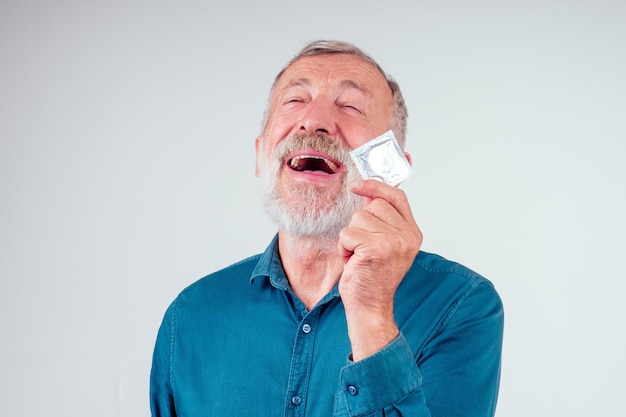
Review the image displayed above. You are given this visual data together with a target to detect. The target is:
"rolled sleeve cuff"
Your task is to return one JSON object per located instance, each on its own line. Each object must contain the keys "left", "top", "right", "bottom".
{"left": 336, "top": 333, "right": 422, "bottom": 416}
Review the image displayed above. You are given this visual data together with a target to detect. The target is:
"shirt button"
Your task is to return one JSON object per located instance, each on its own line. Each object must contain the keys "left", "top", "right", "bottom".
{"left": 302, "top": 323, "right": 312, "bottom": 334}
{"left": 347, "top": 385, "right": 359, "bottom": 396}
{"left": 291, "top": 395, "right": 302, "bottom": 406}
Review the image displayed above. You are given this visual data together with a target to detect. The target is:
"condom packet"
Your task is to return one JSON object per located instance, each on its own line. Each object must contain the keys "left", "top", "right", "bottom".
{"left": 349, "top": 130, "right": 414, "bottom": 186}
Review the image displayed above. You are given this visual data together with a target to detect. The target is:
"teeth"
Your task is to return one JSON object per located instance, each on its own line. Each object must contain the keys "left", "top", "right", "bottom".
{"left": 325, "top": 159, "right": 339, "bottom": 172}
{"left": 289, "top": 155, "right": 340, "bottom": 173}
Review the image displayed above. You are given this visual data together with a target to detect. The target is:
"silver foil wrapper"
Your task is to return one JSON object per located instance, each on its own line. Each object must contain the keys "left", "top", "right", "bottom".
{"left": 349, "top": 130, "right": 414, "bottom": 186}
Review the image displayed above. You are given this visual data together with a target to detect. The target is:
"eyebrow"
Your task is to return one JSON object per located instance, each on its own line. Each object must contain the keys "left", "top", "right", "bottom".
{"left": 283, "top": 77, "right": 312, "bottom": 90}
{"left": 339, "top": 79, "right": 369, "bottom": 94}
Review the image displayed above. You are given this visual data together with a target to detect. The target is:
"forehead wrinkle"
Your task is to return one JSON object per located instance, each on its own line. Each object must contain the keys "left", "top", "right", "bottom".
{"left": 283, "top": 76, "right": 369, "bottom": 96}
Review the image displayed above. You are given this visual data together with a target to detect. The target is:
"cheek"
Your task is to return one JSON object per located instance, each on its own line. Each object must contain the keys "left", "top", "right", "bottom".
{"left": 264, "top": 114, "right": 298, "bottom": 142}
{"left": 348, "top": 113, "right": 395, "bottom": 148}
{"left": 342, "top": 125, "right": 387, "bottom": 150}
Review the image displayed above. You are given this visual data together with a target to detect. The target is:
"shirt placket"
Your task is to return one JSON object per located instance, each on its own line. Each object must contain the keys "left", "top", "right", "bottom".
{"left": 283, "top": 304, "right": 322, "bottom": 417}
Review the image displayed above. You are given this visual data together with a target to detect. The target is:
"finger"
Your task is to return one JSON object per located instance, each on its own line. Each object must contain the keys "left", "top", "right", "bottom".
{"left": 337, "top": 225, "right": 375, "bottom": 259}
{"left": 350, "top": 180, "right": 416, "bottom": 227}
{"left": 358, "top": 198, "right": 406, "bottom": 231}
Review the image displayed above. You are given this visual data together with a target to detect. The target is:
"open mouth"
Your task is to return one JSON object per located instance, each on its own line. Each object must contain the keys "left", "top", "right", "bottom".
{"left": 288, "top": 155, "right": 340, "bottom": 174}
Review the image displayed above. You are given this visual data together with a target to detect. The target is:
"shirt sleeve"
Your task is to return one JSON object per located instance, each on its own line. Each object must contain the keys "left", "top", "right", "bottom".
{"left": 335, "top": 334, "right": 431, "bottom": 417}
{"left": 334, "top": 280, "right": 504, "bottom": 417}
{"left": 150, "top": 301, "right": 177, "bottom": 417}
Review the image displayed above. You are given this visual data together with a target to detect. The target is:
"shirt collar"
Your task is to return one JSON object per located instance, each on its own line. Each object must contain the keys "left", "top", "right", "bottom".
{"left": 250, "top": 234, "right": 290, "bottom": 290}
{"left": 249, "top": 234, "right": 342, "bottom": 303}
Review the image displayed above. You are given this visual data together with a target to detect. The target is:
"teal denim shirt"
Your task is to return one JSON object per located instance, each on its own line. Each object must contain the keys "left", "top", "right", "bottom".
{"left": 150, "top": 235, "right": 503, "bottom": 416}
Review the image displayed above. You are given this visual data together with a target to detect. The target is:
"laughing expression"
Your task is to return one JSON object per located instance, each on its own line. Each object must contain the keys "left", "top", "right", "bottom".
{"left": 255, "top": 53, "right": 395, "bottom": 237}
{"left": 257, "top": 53, "right": 394, "bottom": 184}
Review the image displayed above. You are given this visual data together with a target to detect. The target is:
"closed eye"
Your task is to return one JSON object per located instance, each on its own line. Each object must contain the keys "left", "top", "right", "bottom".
{"left": 340, "top": 104, "right": 362, "bottom": 114}
{"left": 284, "top": 97, "right": 309, "bottom": 105}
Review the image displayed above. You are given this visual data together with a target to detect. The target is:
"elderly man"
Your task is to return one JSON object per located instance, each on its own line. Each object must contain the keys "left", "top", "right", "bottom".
{"left": 150, "top": 40, "right": 504, "bottom": 417}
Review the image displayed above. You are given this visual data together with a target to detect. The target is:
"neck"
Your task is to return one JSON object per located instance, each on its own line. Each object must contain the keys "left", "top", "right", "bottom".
{"left": 278, "top": 231, "right": 344, "bottom": 310}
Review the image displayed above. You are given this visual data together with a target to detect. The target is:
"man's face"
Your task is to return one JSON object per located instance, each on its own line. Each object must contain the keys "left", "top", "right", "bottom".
{"left": 256, "top": 54, "right": 395, "bottom": 239}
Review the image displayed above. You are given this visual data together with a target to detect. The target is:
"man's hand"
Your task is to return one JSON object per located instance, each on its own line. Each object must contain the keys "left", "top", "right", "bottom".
{"left": 338, "top": 179, "right": 423, "bottom": 361}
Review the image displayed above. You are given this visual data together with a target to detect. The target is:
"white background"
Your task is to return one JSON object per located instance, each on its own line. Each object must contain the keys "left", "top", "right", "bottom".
{"left": 1, "top": 1, "right": 625, "bottom": 416}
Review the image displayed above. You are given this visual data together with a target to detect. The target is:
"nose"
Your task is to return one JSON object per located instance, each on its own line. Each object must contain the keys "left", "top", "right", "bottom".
{"left": 298, "top": 98, "right": 336, "bottom": 136}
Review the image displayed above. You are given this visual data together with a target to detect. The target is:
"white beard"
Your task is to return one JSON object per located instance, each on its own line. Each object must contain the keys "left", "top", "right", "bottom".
{"left": 259, "top": 134, "right": 363, "bottom": 240}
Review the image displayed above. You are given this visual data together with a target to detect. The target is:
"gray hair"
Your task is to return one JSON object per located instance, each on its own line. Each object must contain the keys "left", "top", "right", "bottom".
{"left": 260, "top": 40, "right": 409, "bottom": 147}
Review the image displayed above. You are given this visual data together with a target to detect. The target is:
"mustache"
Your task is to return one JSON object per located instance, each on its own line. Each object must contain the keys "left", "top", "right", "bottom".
{"left": 274, "top": 133, "right": 354, "bottom": 167}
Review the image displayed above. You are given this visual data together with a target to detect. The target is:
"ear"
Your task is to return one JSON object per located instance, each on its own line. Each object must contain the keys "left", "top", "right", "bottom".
{"left": 403, "top": 150, "right": 413, "bottom": 166}
{"left": 255, "top": 136, "right": 262, "bottom": 177}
